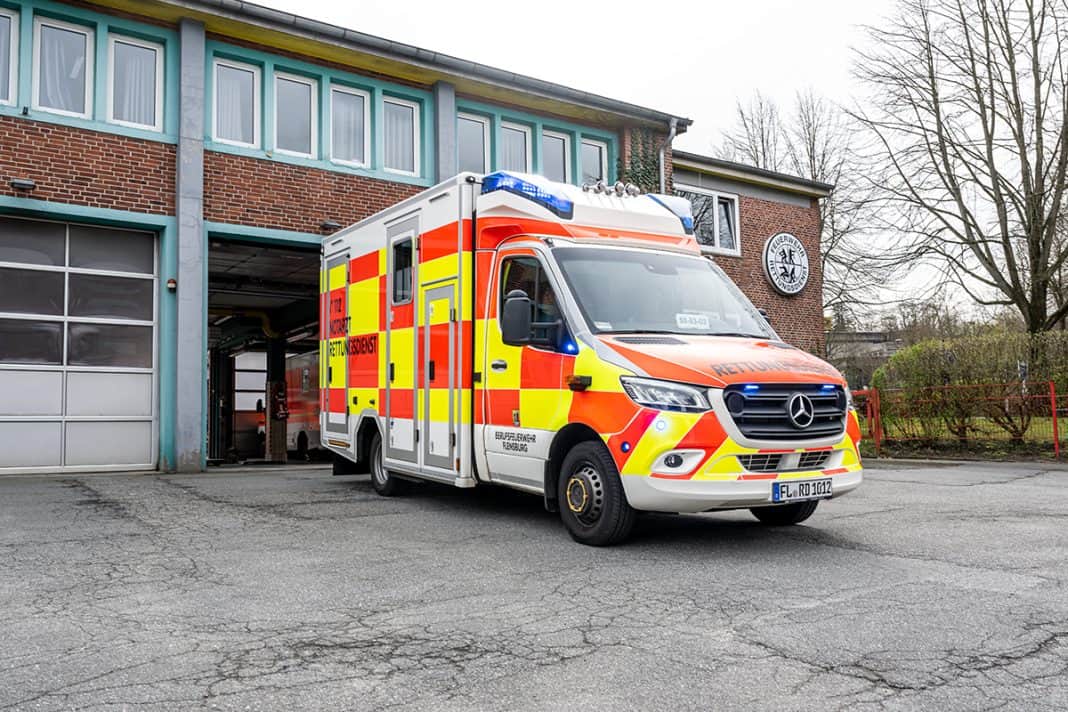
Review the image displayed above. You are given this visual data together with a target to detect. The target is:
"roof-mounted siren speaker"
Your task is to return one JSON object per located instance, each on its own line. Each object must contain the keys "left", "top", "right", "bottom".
{"left": 481, "top": 171, "right": 575, "bottom": 219}
{"left": 647, "top": 194, "right": 695, "bottom": 235}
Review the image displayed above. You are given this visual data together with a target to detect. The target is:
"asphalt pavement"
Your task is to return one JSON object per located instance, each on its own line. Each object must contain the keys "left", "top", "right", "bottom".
{"left": 1, "top": 460, "right": 1066, "bottom": 711}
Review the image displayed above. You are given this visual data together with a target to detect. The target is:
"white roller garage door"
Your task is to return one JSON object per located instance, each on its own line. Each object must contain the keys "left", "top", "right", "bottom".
{"left": 0, "top": 216, "right": 158, "bottom": 474}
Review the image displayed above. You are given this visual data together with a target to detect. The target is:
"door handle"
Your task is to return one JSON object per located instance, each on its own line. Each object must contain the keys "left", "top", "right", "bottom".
{"left": 428, "top": 360, "right": 436, "bottom": 382}
{"left": 490, "top": 359, "right": 508, "bottom": 371}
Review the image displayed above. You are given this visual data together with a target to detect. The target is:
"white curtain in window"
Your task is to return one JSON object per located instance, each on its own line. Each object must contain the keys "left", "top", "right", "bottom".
{"left": 276, "top": 77, "right": 312, "bottom": 154}
{"left": 384, "top": 101, "right": 415, "bottom": 172}
{"left": 500, "top": 126, "right": 527, "bottom": 172}
{"left": 457, "top": 116, "right": 486, "bottom": 173}
{"left": 40, "top": 24, "right": 87, "bottom": 114}
{"left": 332, "top": 89, "right": 365, "bottom": 163}
{"left": 542, "top": 134, "right": 567, "bottom": 182}
{"left": 113, "top": 41, "right": 156, "bottom": 127}
{"left": 581, "top": 142, "right": 604, "bottom": 183}
{"left": 216, "top": 64, "right": 254, "bottom": 144}
{"left": 0, "top": 16, "right": 11, "bottom": 102}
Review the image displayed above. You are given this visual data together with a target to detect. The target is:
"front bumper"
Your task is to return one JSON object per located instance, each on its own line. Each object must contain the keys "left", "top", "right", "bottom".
{"left": 621, "top": 467, "right": 863, "bottom": 513}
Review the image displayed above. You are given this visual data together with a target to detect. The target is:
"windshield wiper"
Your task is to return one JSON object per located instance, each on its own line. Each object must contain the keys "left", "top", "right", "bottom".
{"left": 602, "top": 329, "right": 683, "bottom": 335}
{"left": 711, "top": 332, "right": 766, "bottom": 338}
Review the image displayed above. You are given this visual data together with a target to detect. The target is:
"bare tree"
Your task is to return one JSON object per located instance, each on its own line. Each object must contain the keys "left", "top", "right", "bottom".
{"left": 719, "top": 91, "right": 886, "bottom": 322}
{"left": 853, "top": 0, "right": 1068, "bottom": 333}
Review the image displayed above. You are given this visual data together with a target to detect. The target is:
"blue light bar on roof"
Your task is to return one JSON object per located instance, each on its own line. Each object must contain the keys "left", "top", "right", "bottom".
{"left": 647, "top": 193, "right": 695, "bottom": 235}
{"left": 481, "top": 171, "right": 574, "bottom": 219}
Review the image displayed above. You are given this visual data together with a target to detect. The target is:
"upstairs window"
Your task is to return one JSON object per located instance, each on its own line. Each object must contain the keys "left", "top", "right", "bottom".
{"left": 274, "top": 72, "right": 316, "bottom": 157}
{"left": 457, "top": 112, "right": 489, "bottom": 174}
{"left": 500, "top": 122, "right": 531, "bottom": 173}
{"left": 383, "top": 97, "right": 419, "bottom": 175}
{"left": 331, "top": 85, "right": 369, "bottom": 166}
{"left": 108, "top": 35, "right": 163, "bottom": 131}
{"left": 581, "top": 139, "right": 608, "bottom": 184}
{"left": 213, "top": 58, "right": 260, "bottom": 148}
{"left": 541, "top": 130, "right": 570, "bottom": 183}
{"left": 675, "top": 185, "right": 740, "bottom": 255}
{"left": 33, "top": 18, "right": 94, "bottom": 119}
{"left": 0, "top": 8, "right": 17, "bottom": 106}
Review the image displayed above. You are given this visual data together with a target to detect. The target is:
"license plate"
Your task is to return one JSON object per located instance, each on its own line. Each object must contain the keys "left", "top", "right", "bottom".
{"left": 772, "top": 478, "right": 833, "bottom": 503}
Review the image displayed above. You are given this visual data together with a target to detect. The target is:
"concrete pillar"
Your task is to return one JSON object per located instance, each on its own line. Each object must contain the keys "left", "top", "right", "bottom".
{"left": 434, "top": 81, "right": 457, "bottom": 182}
{"left": 175, "top": 19, "right": 206, "bottom": 472}
{"left": 265, "top": 338, "right": 288, "bottom": 463}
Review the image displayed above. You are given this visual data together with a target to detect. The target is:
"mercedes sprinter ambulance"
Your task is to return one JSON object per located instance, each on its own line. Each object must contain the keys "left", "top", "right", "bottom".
{"left": 321, "top": 172, "right": 863, "bottom": 545}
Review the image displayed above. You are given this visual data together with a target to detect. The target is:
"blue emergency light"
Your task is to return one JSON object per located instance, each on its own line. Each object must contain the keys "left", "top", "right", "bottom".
{"left": 647, "top": 194, "right": 695, "bottom": 234}
{"left": 481, "top": 171, "right": 574, "bottom": 219}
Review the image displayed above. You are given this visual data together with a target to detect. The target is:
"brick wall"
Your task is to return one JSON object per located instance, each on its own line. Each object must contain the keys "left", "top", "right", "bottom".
{"left": 0, "top": 115, "right": 175, "bottom": 215}
{"left": 713, "top": 195, "right": 825, "bottom": 355}
{"left": 203, "top": 151, "right": 422, "bottom": 234}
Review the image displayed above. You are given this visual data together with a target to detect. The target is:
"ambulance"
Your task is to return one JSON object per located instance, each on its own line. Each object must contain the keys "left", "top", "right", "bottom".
{"left": 320, "top": 171, "right": 863, "bottom": 546}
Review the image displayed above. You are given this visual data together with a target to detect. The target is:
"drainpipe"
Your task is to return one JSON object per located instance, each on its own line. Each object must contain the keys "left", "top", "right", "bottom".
{"left": 658, "top": 117, "right": 679, "bottom": 194}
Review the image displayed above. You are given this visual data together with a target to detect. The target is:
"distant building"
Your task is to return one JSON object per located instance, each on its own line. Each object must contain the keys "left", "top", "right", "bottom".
{"left": 826, "top": 331, "right": 905, "bottom": 388}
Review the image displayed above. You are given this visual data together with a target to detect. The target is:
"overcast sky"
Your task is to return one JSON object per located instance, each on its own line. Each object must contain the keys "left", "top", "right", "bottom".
{"left": 253, "top": 0, "right": 896, "bottom": 154}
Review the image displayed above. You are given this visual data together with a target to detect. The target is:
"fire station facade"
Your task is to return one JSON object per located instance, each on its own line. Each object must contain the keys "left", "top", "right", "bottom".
{"left": 0, "top": 0, "right": 830, "bottom": 474}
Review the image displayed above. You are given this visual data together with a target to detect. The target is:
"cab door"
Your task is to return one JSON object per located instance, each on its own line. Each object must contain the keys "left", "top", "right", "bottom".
{"left": 482, "top": 247, "right": 574, "bottom": 489}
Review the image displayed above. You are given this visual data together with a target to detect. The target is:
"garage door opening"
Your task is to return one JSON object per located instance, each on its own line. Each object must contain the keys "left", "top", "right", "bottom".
{"left": 0, "top": 216, "right": 159, "bottom": 474}
{"left": 207, "top": 239, "right": 321, "bottom": 465}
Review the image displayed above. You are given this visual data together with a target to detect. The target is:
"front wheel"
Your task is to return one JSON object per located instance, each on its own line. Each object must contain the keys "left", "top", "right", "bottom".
{"left": 369, "top": 431, "right": 406, "bottom": 496}
{"left": 557, "top": 441, "right": 636, "bottom": 546}
{"left": 750, "top": 500, "right": 819, "bottom": 525}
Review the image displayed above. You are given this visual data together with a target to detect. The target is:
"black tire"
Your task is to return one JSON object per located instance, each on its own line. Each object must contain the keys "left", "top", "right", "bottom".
{"left": 557, "top": 441, "right": 636, "bottom": 546}
{"left": 368, "top": 431, "right": 405, "bottom": 496}
{"left": 750, "top": 500, "right": 819, "bottom": 525}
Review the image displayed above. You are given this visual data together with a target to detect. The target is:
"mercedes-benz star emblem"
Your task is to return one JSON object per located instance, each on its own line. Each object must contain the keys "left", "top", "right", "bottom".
{"left": 787, "top": 393, "right": 815, "bottom": 429}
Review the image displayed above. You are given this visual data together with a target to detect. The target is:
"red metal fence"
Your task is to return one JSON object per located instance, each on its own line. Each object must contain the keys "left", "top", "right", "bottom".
{"left": 854, "top": 382, "right": 1062, "bottom": 458}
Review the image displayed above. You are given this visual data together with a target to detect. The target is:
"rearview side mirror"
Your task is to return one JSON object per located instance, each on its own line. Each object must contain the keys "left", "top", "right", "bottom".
{"left": 501, "top": 289, "right": 532, "bottom": 346}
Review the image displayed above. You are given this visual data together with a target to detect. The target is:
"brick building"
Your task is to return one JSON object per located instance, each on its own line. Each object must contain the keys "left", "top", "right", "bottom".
{"left": 671, "top": 151, "right": 832, "bottom": 353}
{"left": 0, "top": 0, "right": 828, "bottom": 475}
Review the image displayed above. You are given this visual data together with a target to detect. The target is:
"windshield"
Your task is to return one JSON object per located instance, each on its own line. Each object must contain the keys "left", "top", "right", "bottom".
{"left": 553, "top": 247, "right": 775, "bottom": 338}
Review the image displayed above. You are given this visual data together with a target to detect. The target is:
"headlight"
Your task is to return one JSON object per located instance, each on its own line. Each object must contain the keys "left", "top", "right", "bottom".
{"left": 620, "top": 377, "right": 711, "bottom": 413}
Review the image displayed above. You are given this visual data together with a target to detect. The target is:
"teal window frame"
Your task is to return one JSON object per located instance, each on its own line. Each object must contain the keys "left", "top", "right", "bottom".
{"left": 204, "top": 39, "right": 435, "bottom": 187}
{"left": 455, "top": 98, "right": 617, "bottom": 185}
{"left": 0, "top": 0, "right": 178, "bottom": 143}
{"left": 0, "top": 5, "right": 19, "bottom": 107}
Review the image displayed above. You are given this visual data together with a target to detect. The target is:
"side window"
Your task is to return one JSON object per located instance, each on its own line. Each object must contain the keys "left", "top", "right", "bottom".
{"left": 500, "top": 256, "right": 560, "bottom": 342}
{"left": 392, "top": 238, "right": 413, "bottom": 304}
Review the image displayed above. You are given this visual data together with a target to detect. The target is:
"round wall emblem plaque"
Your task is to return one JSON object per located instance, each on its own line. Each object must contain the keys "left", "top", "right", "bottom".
{"left": 762, "top": 232, "right": 809, "bottom": 296}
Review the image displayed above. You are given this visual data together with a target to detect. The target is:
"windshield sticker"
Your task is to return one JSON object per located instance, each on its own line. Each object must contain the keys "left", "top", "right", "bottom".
{"left": 594, "top": 321, "right": 613, "bottom": 330}
{"left": 676, "top": 313, "right": 711, "bottom": 330}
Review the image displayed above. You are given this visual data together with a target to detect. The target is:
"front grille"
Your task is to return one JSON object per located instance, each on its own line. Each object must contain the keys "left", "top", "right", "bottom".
{"left": 798, "top": 451, "right": 831, "bottom": 469}
{"left": 723, "top": 384, "right": 847, "bottom": 441}
{"left": 738, "top": 454, "right": 783, "bottom": 472}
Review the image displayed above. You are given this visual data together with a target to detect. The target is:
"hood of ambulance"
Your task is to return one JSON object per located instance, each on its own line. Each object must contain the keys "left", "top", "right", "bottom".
{"left": 598, "top": 334, "right": 846, "bottom": 388}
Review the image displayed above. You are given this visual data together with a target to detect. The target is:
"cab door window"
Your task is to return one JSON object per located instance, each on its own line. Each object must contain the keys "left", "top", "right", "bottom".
{"left": 500, "top": 256, "right": 561, "bottom": 344}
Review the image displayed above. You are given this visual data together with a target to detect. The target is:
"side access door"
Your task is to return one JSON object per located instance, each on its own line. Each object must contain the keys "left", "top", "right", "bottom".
{"left": 384, "top": 217, "right": 419, "bottom": 465}
{"left": 323, "top": 252, "right": 350, "bottom": 442}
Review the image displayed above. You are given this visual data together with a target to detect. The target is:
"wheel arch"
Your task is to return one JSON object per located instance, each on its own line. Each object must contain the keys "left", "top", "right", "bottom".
{"left": 543, "top": 422, "right": 602, "bottom": 513}
{"left": 352, "top": 414, "right": 382, "bottom": 475}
